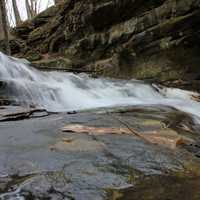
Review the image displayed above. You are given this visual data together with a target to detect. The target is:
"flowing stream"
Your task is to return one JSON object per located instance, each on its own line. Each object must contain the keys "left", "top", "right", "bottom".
{"left": 1, "top": 52, "right": 200, "bottom": 200}
{"left": 1, "top": 52, "right": 200, "bottom": 120}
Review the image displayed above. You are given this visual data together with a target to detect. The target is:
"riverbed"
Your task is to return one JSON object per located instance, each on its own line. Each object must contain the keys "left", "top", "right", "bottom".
{"left": 1, "top": 52, "right": 200, "bottom": 199}
{"left": 0, "top": 105, "right": 200, "bottom": 200}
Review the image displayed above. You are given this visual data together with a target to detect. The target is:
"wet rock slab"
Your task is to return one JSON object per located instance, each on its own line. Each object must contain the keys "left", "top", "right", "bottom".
{"left": 0, "top": 105, "right": 200, "bottom": 199}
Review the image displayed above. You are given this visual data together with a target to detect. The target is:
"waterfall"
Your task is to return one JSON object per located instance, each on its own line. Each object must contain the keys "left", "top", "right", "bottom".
{"left": 1, "top": 52, "right": 200, "bottom": 119}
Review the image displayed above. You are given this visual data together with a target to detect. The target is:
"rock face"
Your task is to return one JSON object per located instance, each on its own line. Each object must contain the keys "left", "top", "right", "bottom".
{"left": 9, "top": 0, "right": 200, "bottom": 89}
{"left": 1, "top": 105, "right": 200, "bottom": 199}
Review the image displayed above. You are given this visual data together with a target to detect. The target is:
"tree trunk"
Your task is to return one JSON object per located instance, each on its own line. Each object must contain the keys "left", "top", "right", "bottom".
{"left": 0, "top": 2, "right": 4, "bottom": 40}
{"left": 25, "top": 0, "right": 31, "bottom": 19}
{"left": 0, "top": 0, "right": 10, "bottom": 55}
{"left": 12, "top": 0, "right": 21, "bottom": 26}
{"left": 30, "top": 0, "right": 37, "bottom": 16}
{"left": 25, "top": 0, "right": 32, "bottom": 19}
{"left": 25, "top": 0, "right": 37, "bottom": 19}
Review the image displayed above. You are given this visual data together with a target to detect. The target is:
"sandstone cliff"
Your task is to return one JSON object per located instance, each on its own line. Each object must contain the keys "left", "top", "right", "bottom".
{"left": 6, "top": 0, "right": 200, "bottom": 90}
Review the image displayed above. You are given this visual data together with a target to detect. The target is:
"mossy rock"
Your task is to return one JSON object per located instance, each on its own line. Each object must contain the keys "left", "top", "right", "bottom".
{"left": 32, "top": 57, "right": 73, "bottom": 70}
{"left": 25, "top": 51, "right": 42, "bottom": 61}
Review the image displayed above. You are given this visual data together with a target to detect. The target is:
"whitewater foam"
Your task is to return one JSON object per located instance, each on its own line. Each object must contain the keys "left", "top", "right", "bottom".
{"left": 1, "top": 52, "right": 200, "bottom": 121}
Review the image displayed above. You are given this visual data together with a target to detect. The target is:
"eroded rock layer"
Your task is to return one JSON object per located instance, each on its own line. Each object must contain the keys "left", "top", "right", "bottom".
{"left": 5, "top": 0, "right": 200, "bottom": 89}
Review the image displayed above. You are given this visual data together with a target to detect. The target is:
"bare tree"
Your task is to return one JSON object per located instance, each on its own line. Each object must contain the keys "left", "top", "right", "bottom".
{"left": 0, "top": 2, "right": 4, "bottom": 39}
{"left": 25, "top": 0, "right": 32, "bottom": 19}
{"left": 30, "top": 0, "right": 37, "bottom": 16}
{"left": 12, "top": 0, "right": 21, "bottom": 26}
{"left": 25, "top": 0, "right": 41, "bottom": 20}
{"left": 0, "top": 0, "right": 10, "bottom": 54}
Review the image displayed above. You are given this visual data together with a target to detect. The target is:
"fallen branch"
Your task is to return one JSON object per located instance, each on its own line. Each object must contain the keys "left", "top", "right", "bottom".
{"left": 108, "top": 114, "right": 149, "bottom": 143}
{"left": 106, "top": 112, "right": 192, "bottom": 149}
{"left": 0, "top": 108, "right": 56, "bottom": 121}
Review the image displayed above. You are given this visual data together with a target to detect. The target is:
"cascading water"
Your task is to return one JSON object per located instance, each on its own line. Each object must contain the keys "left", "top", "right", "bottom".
{"left": 1, "top": 52, "right": 200, "bottom": 119}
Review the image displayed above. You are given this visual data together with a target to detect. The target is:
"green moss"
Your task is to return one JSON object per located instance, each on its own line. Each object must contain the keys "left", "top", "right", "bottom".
{"left": 32, "top": 57, "right": 72, "bottom": 70}
{"left": 28, "top": 16, "right": 61, "bottom": 43}
{"left": 25, "top": 51, "right": 42, "bottom": 61}
{"left": 133, "top": 65, "right": 162, "bottom": 79}
{"left": 160, "top": 37, "right": 172, "bottom": 50}
{"left": 106, "top": 171, "right": 200, "bottom": 200}
{"left": 28, "top": 27, "right": 47, "bottom": 42}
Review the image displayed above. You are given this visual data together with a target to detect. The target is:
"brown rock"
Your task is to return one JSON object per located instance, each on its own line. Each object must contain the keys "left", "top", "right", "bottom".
{"left": 62, "top": 124, "right": 193, "bottom": 149}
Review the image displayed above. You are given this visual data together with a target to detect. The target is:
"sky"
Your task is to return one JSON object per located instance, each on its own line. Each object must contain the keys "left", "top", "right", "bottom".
{"left": 6, "top": 0, "right": 55, "bottom": 26}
